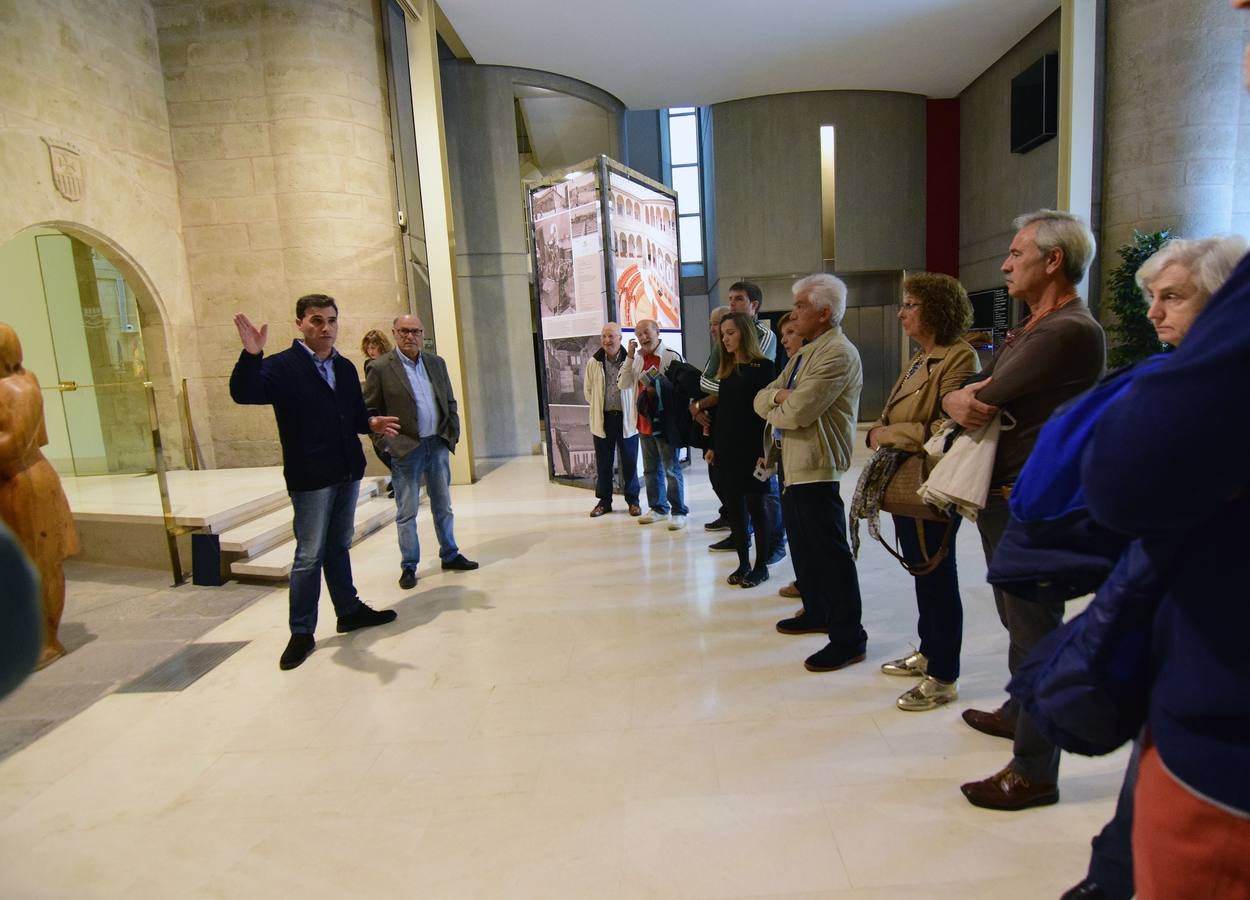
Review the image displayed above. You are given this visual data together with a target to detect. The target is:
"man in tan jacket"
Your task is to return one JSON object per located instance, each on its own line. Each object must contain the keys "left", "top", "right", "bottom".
{"left": 754, "top": 274, "right": 867, "bottom": 672}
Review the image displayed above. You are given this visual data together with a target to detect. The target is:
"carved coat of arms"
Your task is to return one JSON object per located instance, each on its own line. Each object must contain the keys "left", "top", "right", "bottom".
{"left": 41, "top": 138, "right": 84, "bottom": 201}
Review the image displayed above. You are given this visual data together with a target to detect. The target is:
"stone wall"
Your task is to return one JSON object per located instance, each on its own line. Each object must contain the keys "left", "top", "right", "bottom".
{"left": 0, "top": 0, "right": 192, "bottom": 463}
{"left": 154, "top": 0, "right": 407, "bottom": 467}
{"left": 1103, "top": 0, "right": 1250, "bottom": 254}
{"left": 708, "top": 90, "right": 927, "bottom": 310}
{"left": 958, "top": 11, "right": 1061, "bottom": 293}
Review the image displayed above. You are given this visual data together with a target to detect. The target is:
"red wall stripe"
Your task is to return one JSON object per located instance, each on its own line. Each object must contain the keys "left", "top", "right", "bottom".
{"left": 926, "top": 98, "right": 960, "bottom": 278}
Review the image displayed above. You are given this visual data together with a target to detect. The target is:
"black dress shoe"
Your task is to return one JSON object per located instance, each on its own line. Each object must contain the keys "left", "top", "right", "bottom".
{"left": 776, "top": 614, "right": 828, "bottom": 635}
{"left": 704, "top": 516, "right": 730, "bottom": 531}
{"left": 279, "top": 633, "right": 315, "bottom": 670}
{"left": 398, "top": 568, "right": 417, "bottom": 590}
{"left": 336, "top": 603, "right": 398, "bottom": 633}
{"left": 441, "top": 554, "right": 479, "bottom": 571}
{"left": 740, "top": 566, "right": 770, "bottom": 588}
{"left": 727, "top": 565, "right": 750, "bottom": 585}
{"left": 1060, "top": 879, "right": 1109, "bottom": 900}
{"left": 960, "top": 765, "right": 1058, "bottom": 811}
{"left": 804, "top": 639, "right": 867, "bottom": 672}
{"left": 708, "top": 537, "right": 736, "bottom": 552}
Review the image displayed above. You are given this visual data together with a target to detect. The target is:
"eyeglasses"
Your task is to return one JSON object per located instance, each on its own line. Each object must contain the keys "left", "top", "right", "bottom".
{"left": 396, "top": 328, "right": 424, "bottom": 336}
{"left": 899, "top": 302, "right": 921, "bottom": 311}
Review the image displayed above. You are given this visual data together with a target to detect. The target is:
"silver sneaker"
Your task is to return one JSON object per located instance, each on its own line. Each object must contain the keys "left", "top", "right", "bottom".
{"left": 896, "top": 676, "right": 958, "bottom": 711}
{"left": 880, "top": 649, "right": 928, "bottom": 677}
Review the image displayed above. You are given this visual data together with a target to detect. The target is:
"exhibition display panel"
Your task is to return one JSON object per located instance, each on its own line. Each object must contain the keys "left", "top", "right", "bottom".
{"left": 528, "top": 156, "right": 684, "bottom": 484}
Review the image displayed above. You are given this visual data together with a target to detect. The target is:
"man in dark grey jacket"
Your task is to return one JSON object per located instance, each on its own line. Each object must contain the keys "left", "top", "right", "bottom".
{"left": 364, "top": 314, "right": 478, "bottom": 590}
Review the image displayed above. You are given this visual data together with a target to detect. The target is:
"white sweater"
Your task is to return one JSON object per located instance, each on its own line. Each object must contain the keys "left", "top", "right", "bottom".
{"left": 584, "top": 349, "right": 638, "bottom": 439}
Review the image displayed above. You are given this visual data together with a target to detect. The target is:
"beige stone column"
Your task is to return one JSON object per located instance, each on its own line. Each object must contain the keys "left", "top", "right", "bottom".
{"left": 156, "top": 0, "right": 408, "bottom": 468}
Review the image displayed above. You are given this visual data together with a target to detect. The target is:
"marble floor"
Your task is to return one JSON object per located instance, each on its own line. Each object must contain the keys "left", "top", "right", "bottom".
{"left": 0, "top": 451, "right": 1127, "bottom": 899}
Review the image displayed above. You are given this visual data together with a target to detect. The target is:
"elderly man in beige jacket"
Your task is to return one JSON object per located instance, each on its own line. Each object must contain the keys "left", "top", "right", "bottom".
{"left": 754, "top": 273, "right": 868, "bottom": 673}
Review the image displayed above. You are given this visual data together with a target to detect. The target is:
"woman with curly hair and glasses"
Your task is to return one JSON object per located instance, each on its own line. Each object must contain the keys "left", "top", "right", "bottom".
{"left": 867, "top": 272, "right": 978, "bottom": 711}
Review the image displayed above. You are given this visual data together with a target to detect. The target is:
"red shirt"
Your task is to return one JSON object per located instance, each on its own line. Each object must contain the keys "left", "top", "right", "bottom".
{"left": 636, "top": 350, "right": 661, "bottom": 436}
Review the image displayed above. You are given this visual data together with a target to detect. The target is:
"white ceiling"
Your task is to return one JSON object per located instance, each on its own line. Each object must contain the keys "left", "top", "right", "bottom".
{"left": 438, "top": 0, "right": 1061, "bottom": 110}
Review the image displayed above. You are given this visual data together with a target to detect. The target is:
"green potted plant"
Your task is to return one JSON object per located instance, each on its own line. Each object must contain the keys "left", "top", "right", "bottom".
{"left": 1104, "top": 228, "right": 1171, "bottom": 368}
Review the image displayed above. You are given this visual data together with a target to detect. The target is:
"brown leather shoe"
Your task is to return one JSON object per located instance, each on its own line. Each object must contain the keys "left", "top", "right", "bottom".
{"left": 962, "top": 707, "right": 1016, "bottom": 740}
{"left": 590, "top": 504, "right": 610, "bottom": 518}
{"left": 779, "top": 581, "right": 800, "bottom": 599}
{"left": 960, "top": 765, "right": 1058, "bottom": 811}
{"left": 628, "top": 503, "right": 642, "bottom": 516}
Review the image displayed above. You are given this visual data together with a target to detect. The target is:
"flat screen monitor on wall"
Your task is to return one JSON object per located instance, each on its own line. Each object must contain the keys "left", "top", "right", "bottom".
{"left": 1010, "top": 52, "right": 1059, "bottom": 154}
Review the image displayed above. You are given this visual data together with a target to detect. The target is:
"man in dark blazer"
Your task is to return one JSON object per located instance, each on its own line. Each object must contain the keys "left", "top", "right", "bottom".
{"left": 230, "top": 294, "right": 401, "bottom": 671}
{"left": 364, "top": 313, "right": 478, "bottom": 590}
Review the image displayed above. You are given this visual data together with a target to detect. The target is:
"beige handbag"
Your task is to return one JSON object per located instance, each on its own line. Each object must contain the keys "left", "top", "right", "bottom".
{"left": 880, "top": 454, "right": 948, "bottom": 523}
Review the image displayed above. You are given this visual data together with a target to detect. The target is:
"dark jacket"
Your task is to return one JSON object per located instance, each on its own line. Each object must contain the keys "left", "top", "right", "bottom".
{"left": 363, "top": 348, "right": 461, "bottom": 459}
{"left": 229, "top": 342, "right": 370, "bottom": 492}
{"left": 1082, "top": 250, "right": 1250, "bottom": 815}
{"left": 1008, "top": 537, "right": 1171, "bottom": 756}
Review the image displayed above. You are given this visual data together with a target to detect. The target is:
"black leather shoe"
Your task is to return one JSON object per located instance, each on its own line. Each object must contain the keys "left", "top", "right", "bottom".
{"left": 704, "top": 516, "right": 730, "bottom": 531}
{"left": 708, "top": 537, "right": 735, "bottom": 552}
{"left": 441, "top": 554, "right": 479, "bottom": 571}
{"left": 279, "top": 633, "right": 315, "bottom": 670}
{"left": 740, "top": 566, "right": 769, "bottom": 589}
{"left": 776, "top": 614, "right": 828, "bottom": 635}
{"left": 960, "top": 765, "right": 1058, "bottom": 811}
{"left": 337, "top": 604, "right": 398, "bottom": 633}
{"left": 804, "top": 641, "right": 867, "bottom": 672}
{"left": 398, "top": 568, "right": 417, "bottom": 590}
{"left": 1060, "top": 879, "right": 1109, "bottom": 900}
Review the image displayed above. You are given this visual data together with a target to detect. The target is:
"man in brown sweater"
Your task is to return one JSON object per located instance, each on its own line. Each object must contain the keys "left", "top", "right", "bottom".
{"left": 942, "top": 209, "right": 1106, "bottom": 811}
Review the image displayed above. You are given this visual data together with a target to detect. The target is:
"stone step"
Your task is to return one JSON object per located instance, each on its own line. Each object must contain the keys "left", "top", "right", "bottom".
{"left": 229, "top": 494, "right": 396, "bottom": 580}
{"left": 216, "top": 480, "right": 381, "bottom": 556}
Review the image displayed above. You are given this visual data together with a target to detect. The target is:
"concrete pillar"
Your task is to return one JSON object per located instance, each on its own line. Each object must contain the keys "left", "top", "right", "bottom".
{"left": 1102, "top": 0, "right": 1250, "bottom": 255}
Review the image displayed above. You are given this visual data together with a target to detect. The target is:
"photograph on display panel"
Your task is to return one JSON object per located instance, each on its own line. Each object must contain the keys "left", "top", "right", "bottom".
{"left": 530, "top": 170, "right": 607, "bottom": 339}
{"left": 543, "top": 335, "right": 600, "bottom": 407}
{"left": 608, "top": 172, "right": 680, "bottom": 330}
{"left": 548, "top": 403, "right": 596, "bottom": 479}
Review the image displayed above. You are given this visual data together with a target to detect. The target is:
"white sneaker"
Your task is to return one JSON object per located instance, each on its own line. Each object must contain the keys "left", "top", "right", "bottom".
{"left": 638, "top": 510, "right": 666, "bottom": 525}
{"left": 667, "top": 515, "right": 687, "bottom": 530}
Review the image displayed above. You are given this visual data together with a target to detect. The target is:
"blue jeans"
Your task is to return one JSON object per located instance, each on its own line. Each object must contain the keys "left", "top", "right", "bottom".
{"left": 639, "top": 433, "right": 686, "bottom": 515}
{"left": 288, "top": 480, "right": 364, "bottom": 634}
{"left": 391, "top": 438, "right": 459, "bottom": 568}
{"left": 593, "top": 411, "right": 640, "bottom": 507}
{"left": 892, "top": 514, "right": 963, "bottom": 682}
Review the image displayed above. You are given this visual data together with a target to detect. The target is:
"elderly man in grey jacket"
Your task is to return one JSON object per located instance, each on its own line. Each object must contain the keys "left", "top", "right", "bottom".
{"left": 365, "top": 314, "right": 478, "bottom": 590}
{"left": 754, "top": 274, "right": 867, "bottom": 673}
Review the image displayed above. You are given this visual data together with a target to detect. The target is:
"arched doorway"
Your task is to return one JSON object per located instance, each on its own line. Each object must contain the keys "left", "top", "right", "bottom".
{"left": 0, "top": 225, "right": 166, "bottom": 476}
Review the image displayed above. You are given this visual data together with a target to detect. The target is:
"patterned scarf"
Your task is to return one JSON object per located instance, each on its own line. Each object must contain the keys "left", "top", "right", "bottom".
{"left": 848, "top": 447, "right": 913, "bottom": 559}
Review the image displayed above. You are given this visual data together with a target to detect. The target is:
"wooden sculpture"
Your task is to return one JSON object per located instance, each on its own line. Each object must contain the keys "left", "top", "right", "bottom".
{"left": 0, "top": 323, "right": 79, "bottom": 668}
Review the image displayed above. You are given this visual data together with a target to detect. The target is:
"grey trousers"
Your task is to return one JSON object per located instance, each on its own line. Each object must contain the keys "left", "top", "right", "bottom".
{"left": 976, "top": 491, "right": 1064, "bottom": 783}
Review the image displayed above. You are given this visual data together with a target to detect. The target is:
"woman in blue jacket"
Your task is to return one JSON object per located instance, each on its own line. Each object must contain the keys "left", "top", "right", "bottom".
{"left": 1080, "top": 236, "right": 1250, "bottom": 899}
